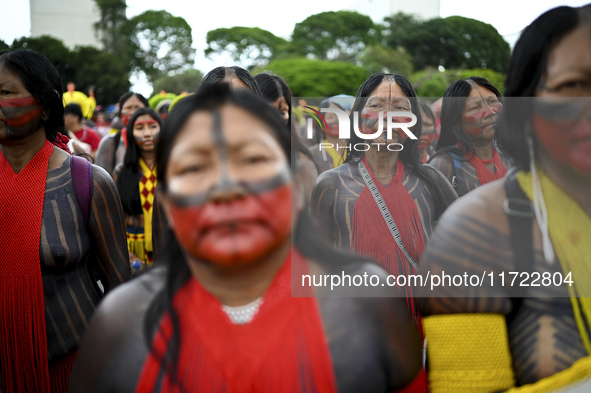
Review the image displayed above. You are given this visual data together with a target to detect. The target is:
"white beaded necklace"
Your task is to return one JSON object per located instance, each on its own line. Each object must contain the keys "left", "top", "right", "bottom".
{"left": 221, "top": 297, "right": 263, "bottom": 325}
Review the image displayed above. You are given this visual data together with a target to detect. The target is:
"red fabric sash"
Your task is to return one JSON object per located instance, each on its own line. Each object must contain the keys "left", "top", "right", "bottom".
{"left": 352, "top": 157, "right": 425, "bottom": 323}
{"left": 0, "top": 140, "right": 53, "bottom": 393}
{"left": 395, "top": 369, "right": 428, "bottom": 393}
{"left": 466, "top": 148, "right": 508, "bottom": 186}
{"left": 135, "top": 250, "right": 337, "bottom": 393}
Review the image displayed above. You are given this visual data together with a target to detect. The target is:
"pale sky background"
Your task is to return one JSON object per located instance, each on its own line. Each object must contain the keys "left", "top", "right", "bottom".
{"left": 2, "top": 0, "right": 590, "bottom": 96}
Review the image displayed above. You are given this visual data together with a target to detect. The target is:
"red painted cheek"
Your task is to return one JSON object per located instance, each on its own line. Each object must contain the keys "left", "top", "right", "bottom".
{"left": 4, "top": 107, "right": 43, "bottom": 127}
{"left": 121, "top": 114, "right": 131, "bottom": 126}
{"left": 533, "top": 114, "right": 591, "bottom": 174}
{"left": 419, "top": 133, "right": 435, "bottom": 149}
{"left": 325, "top": 123, "right": 340, "bottom": 137}
{"left": 462, "top": 111, "right": 486, "bottom": 135}
{"left": 169, "top": 185, "right": 292, "bottom": 265}
{"left": 0, "top": 96, "right": 43, "bottom": 128}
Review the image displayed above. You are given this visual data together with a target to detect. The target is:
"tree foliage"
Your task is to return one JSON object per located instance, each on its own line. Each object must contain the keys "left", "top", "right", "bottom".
{"left": 0, "top": 39, "right": 9, "bottom": 51}
{"left": 384, "top": 13, "right": 510, "bottom": 73}
{"left": 410, "top": 67, "right": 505, "bottom": 97}
{"left": 11, "top": 36, "right": 76, "bottom": 82}
{"left": 93, "top": 0, "right": 127, "bottom": 57}
{"left": 70, "top": 46, "right": 131, "bottom": 105}
{"left": 124, "top": 10, "right": 195, "bottom": 83}
{"left": 359, "top": 45, "right": 413, "bottom": 77}
{"left": 256, "top": 57, "right": 369, "bottom": 97}
{"left": 292, "top": 11, "right": 379, "bottom": 61}
{"left": 8, "top": 36, "right": 129, "bottom": 105}
{"left": 153, "top": 68, "right": 204, "bottom": 94}
{"left": 205, "top": 27, "right": 288, "bottom": 69}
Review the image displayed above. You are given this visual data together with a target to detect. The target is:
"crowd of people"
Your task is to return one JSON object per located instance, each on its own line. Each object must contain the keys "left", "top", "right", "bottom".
{"left": 1, "top": 3, "right": 590, "bottom": 392}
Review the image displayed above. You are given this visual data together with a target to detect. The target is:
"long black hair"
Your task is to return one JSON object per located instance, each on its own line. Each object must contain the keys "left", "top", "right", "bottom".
{"left": 435, "top": 76, "right": 502, "bottom": 156}
{"left": 0, "top": 49, "right": 65, "bottom": 141}
{"left": 117, "top": 107, "right": 162, "bottom": 215}
{"left": 197, "top": 66, "right": 262, "bottom": 96}
{"left": 343, "top": 73, "right": 452, "bottom": 220}
{"left": 145, "top": 83, "right": 371, "bottom": 390}
{"left": 254, "top": 72, "right": 293, "bottom": 125}
{"left": 498, "top": 4, "right": 591, "bottom": 170}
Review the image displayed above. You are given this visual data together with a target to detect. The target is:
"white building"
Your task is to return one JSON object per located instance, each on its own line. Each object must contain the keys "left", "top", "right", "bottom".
{"left": 30, "top": 0, "right": 102, "bottom": 49}
{"left": 349, "top": 0, "right": 441, "bottom": 23}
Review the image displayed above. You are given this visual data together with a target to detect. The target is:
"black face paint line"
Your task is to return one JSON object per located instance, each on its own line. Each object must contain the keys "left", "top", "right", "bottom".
{"left": 168, "top": 110, "right": 290, "bottom": 208}
{"left": 169, "top": 166, "right": 290, "bottom": 208}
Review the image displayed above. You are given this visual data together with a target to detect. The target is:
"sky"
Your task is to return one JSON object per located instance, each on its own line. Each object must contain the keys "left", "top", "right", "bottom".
{"left": 2, "top": 0, "right": 590, "bottom": 96}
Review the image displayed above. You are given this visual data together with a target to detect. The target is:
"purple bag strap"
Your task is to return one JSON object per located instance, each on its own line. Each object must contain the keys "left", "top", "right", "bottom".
{"left": 70, "top": 155, "right": 93, "bottom": 226}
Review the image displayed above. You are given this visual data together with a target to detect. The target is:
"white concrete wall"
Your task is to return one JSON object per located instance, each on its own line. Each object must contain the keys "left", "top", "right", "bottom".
{"left": 30, "top": 0, "right": 102, "bottom": 49}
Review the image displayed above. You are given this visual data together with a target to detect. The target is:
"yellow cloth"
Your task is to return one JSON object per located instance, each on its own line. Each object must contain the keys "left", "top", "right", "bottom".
{"left": 126, "top": 230, "right": 147, "bottom": 264}
{"left": 423, "top": 313, "right": 515, "bottom": 392}
{"left": 138, "top": 158, "right": 157, "bottom": 265}
{"left": 323, "top": 138, "right": 347, "bottom": 168}
{"left": 504, "top": 356, "right": 591, "bottom": 393}
{"left": 62, "top": 91, "right": 95, "bottom": 119}
{"left": 517, "top": 169, "right": 591, "bottom": 354}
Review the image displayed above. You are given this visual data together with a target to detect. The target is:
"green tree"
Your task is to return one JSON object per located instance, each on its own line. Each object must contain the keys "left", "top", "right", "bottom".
{"left": 124, "top": 10, "right": 195, "bottom": 83}
{"left": 205, "top": 27, "right": 288, "bottom": 69}
{"left": 292, "top": 11, "right": 379, "bottom": 62}
{"left": 93, "top": 0, "right": 127, "bottom": 55}
{"left": 359, "top": 45, "right": 413, "bottom": 76}
{"left": 410, "top": 67, "right": 505, "bottom": 97}
{"left": 256, "top": 57, "right": 369, "bottom": 97}
{"left": 153, "top": 68, "right": 204, "bottom": 94}
{"left": 70, "top": 46, "right": 131, "bottom": 105}
{"left": 0, "top": 39, "right": 9, "bottom": 51}
{"left": 382, "top": 12, "right": 419, "bottom": 48}
{"left": 384, "top": 14, "right": 510, "bottom": 73}
{"left": 11, "top": 36, "right": 76, "bottom": 84}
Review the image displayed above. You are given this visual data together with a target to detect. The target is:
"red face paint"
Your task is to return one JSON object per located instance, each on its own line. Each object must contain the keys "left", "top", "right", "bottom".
{"left": 419, "top": 133, "right": 435, "bottom": 150}
{"left": 168, "top": 184, "right": 292, "bottom": 265}
{"left": 324, "top": 122, "right": 339, "bottom": 137}
{"left": 532, "top": 111, "right": 591, "bottom": 175}
{"left": 121, "top": 113, "right": 132, "bottom": 127}
{"left": 134, "top": 120, "right": 159, "bottom": 126}
{"left": 461, "top": 102, "right": 503, "bottom": 136}
{"left": 0, "top": 95, "right": 43, "bottom": 139}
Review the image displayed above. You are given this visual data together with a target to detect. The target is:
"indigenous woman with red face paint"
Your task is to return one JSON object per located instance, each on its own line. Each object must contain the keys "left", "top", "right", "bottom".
{"left": 416, "top": 5, "right": 591, "bottom": 392}
{"left": 429, "top": 76, "right": 512, "bottom": 197}
{"left": 70, "top": 83, "right": 429, "bottom": 393}
{"left": 311, "top": 73, "right": 458, "bottom": 325}
{"left": 113, "top": 107, "right": 162, "bottom": 268}
{"left": 95, "top": 92, "right": 149, "bottom": 176}
{"left": 0, "top": 50, "right": 130, "bottom": 393}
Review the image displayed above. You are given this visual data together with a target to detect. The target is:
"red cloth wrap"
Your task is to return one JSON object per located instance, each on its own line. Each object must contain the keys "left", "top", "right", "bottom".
{"left": 135, "top": 250, "right": 337, "bottom": 393}
{"left": 352, "top": 156, "right": 425, "bottom": 328}
{"left": 0, "top": 140, "right": 53, "bottom": 393}
{"left": 466, "top": 148, "right": 508, "bottom": 186}
{"left": 394, "top": 369, "right": 428, "bottom": 393}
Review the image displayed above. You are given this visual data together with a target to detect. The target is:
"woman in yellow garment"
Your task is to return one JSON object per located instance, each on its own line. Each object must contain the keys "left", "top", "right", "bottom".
{"left": 113, "top": 107, "right": 162, "bottom": 269}
{"left": 415, "top": 4, "right": 591, "bottom": 393}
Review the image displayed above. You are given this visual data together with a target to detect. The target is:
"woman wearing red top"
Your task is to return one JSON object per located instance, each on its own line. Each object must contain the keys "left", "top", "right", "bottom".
{"left": 0, "top": 49, "right": 130, "bottom": 393}
{"left": 70, "top": 83, "right": 427, "bottom": 393}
